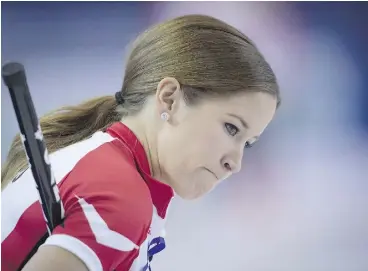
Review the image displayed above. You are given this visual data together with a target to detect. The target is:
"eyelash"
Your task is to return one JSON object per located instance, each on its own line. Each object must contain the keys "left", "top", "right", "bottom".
{"left": 224, "top": 123, "right": 253, "bottom": 148}
{"left": 244, "top": 141, "right": 253, "bottom": 149}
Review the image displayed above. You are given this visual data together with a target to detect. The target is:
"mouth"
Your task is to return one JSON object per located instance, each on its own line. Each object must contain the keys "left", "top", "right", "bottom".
{"left": 205, "top": 168, "right": 218, "bottom": 180}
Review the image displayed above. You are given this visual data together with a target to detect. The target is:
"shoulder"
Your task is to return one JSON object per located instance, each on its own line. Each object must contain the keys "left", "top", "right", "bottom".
{"left": 45, "top": 134, "right": 154, "bottom": 270}
{"left": 56, "top": 132, "right": 153, "bottom": 227}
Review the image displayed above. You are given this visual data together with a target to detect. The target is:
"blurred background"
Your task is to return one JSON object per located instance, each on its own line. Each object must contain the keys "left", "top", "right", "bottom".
{"left": 2, "top": 2, "right": 368, "bottom": 271}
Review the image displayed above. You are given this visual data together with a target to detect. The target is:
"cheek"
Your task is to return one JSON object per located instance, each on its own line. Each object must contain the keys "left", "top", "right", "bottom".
{"left": 196, "top": 135, "right": 221, "bottom": 158}
{"left": 158, "top": 126, "right": 194, "bottom": 173}
{"left": 182, "top": 130, "right": 227, "bottom": 173}
{"left": 159, "top": 120, "right": 229, "bottom": 176}
{"left": 158, "top": 125, "right": 228, "bottom": 199}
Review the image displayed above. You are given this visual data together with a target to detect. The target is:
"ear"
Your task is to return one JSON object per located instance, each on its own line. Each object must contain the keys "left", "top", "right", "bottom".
{"left": 155, "top": 77, "right": 183, "bottom": 117}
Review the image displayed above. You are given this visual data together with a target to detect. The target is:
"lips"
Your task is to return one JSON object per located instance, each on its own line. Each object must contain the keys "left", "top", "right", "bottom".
{"left": 205, "top": 168, "right": 218, "bottom": 180}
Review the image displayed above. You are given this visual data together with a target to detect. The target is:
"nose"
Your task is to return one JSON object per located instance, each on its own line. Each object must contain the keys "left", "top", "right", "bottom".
{"left": 223, "top": 160, "right": 241, "bottom": 174}
{"left": 222, "top": 148, "right": 243, "bottom": 174}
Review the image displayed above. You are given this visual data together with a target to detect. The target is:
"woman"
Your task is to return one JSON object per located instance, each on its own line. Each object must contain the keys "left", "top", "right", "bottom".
{"left": 1, "top": 14, "right": 281, "bottom": 271}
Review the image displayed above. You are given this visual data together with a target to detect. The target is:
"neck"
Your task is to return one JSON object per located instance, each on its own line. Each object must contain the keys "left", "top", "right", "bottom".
{"left": 120, "top": 116, "right": 164, "bottom": 181}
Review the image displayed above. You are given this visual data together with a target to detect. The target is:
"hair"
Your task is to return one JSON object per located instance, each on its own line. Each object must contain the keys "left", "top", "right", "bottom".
{"left": 1, "top": 14, "right": 281, "bottom": 189}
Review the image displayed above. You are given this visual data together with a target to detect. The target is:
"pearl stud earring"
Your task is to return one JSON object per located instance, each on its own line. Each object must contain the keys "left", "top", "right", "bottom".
{"left": 161, "top": 112, "right": 169, "bottom": 121}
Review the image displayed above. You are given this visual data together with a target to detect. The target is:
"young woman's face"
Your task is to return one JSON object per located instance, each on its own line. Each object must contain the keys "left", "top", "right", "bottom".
{"left": 156, "top": 80, "right": 277, "bottom": 200}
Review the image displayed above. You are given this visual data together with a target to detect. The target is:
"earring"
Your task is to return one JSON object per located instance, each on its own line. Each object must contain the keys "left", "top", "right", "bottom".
{"left": 161, "top": 112, "right": 169, "bottom": 121}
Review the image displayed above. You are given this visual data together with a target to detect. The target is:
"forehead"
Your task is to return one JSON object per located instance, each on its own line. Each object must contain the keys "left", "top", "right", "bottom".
{"left": 202, "top": 92, "right": 277, "bottom": 134}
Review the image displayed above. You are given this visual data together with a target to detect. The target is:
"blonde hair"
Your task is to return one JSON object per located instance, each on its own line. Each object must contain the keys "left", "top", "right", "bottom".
{"left": 1, "top": 14, "right": 280, "bottom": 188}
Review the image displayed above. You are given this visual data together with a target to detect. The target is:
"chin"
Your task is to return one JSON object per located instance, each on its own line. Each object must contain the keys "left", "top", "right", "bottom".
{"left": 173, "top": 186, "right": 210, "bottom": 200}
{"left": 177, "top": 193, "right": 202, "bottom": 200}
{"left": 168, "top": 174, "right": 215, "bottom": 200}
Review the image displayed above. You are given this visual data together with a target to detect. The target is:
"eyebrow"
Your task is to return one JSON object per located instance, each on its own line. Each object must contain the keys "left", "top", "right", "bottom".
{"left": 227, "top": 113, "right": 250, "bottom": 129}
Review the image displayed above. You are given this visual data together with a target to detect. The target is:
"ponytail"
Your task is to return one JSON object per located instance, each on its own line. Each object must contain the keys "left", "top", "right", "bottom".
{"left": 1, "top": 95, "right": 123, "bottom": 189}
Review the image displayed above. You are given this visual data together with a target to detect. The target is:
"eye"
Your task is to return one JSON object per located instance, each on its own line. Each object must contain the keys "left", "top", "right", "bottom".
{"left": 245, "top": 141, "right": 253, "bottom": 148}
{"left": 245, "top": 138, "right": 259, "bottom": 149}
{"left": 225, "top": 123, "right": 239, "bottom": 136}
